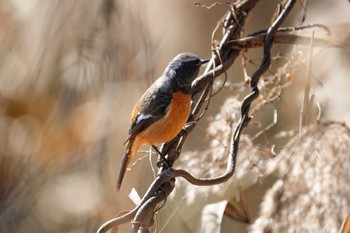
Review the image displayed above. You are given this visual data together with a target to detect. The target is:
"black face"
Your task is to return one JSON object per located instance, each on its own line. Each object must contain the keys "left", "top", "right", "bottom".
{"left": 164, "top": 53, "right": 208, "bottom": 89}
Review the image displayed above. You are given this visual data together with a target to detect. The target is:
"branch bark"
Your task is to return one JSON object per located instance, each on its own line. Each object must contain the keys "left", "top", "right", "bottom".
{"left": 97, "top": 0, "right": 298, "bottom": 232}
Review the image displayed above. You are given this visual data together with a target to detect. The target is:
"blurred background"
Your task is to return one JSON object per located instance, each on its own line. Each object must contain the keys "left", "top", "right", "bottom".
{"left": 0, "top": 0, "right": 349, "bottom": 232}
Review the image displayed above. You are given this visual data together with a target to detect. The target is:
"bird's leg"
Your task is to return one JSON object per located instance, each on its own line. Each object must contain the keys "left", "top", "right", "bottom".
{"left": 151, "top": 145, "right": 170, "bottom": 168}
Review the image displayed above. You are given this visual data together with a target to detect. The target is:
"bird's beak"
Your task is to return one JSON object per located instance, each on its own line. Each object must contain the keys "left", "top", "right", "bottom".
{"left": 200, "top": 59, "right": 210, "bottom": 65}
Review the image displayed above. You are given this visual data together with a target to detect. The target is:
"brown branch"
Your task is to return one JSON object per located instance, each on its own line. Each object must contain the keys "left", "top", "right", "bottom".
{"left": 97, "top": 169, "right": 175, "bottom": 232}
{"left": 248, "top": 24, "right": 331, "bottom": 36}
{"left": 97, "top": 0, "right": 298, "bottom": 232}
{"left": 229, "top": 33, "right": 350, "bottom": 50}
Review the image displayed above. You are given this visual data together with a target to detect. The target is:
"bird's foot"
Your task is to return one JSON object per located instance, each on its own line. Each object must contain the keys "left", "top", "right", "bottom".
{"left": 152, "top": 145, "right": 171, "bottom": 168}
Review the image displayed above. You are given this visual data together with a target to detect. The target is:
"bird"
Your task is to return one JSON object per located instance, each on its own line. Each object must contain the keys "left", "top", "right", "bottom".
{"left": 117, "top": 52, "right": 209, "bottom": 189}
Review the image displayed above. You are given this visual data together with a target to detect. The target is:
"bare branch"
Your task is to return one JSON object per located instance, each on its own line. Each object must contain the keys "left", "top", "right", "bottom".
{"left": 229, "top": 34, "right": 350, "bottom": 50}
{"left": 98, "top": 0, "right": 299, "bottom": 232}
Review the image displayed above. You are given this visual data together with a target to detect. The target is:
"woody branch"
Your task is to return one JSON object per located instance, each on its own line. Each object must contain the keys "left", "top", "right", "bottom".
{"left": 97, "top": 0, "right": 297, "bottom": 232}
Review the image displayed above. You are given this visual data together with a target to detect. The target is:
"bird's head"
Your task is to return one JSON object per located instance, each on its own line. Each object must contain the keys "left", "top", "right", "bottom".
{"left": 163, "top": 52, "right": 209, "bottom": 91}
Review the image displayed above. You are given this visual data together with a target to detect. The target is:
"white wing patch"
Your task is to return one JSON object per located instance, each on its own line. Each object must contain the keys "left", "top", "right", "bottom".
{"left": 135, "top": 113, "right": 152, "bottom": 124}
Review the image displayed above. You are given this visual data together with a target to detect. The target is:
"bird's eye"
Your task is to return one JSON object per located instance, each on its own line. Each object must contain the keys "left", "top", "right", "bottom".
{"left": 182, "top": 60, "right": 199, "bottom": 68}
{"left": 181, "top": 62, "right": 190, "bottom": 68}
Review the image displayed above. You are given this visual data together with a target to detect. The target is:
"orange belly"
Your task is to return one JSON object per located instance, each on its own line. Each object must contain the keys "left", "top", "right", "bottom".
{"left": 138, "top": 92, "right": 191, "bottom": 145}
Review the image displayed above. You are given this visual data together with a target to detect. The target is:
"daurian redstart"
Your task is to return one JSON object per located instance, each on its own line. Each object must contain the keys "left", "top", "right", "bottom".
{"left": 117, "top": 52, "right": 209, "bottom": 189}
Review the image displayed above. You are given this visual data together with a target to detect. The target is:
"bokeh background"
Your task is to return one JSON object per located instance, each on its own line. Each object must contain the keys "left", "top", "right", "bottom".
{"left": 0, "top": 0, "right": 349, "bottom": 232}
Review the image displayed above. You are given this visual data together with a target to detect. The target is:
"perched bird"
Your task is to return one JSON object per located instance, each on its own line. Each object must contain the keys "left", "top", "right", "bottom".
{"left": 117, "top": 52, "right": 209, "bottom": 189}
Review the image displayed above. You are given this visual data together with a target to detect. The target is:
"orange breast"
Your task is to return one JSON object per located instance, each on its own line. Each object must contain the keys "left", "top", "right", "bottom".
{"left": 138, "top": 92, "right": 191, "bottom": 145}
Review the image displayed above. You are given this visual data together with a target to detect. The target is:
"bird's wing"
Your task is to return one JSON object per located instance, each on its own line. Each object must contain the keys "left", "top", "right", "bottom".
{"left": 125, "top": 87, "right": 173, "bottom": 143}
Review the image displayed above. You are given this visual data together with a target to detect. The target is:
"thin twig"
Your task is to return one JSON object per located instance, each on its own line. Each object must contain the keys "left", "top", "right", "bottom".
{"left": 247, "top": 24, "right": 331, "bottom": 37}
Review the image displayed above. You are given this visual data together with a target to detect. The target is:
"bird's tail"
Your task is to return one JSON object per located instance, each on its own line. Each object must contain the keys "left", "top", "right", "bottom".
{"left": 116, "top": 138, "right": 140, "bottom": 190}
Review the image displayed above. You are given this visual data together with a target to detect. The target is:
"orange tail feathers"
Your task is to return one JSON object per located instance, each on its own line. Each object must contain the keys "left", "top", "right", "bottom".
{"left": 117, "top": 138, "right": 141, "bottom": 190}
